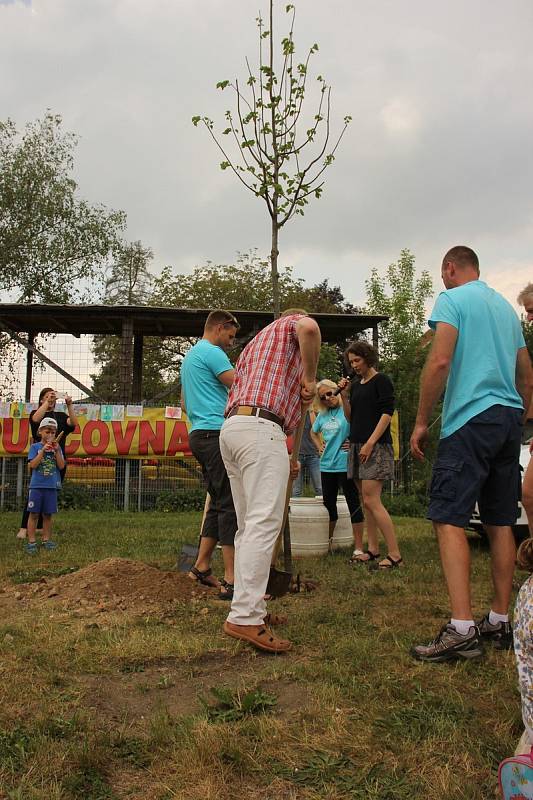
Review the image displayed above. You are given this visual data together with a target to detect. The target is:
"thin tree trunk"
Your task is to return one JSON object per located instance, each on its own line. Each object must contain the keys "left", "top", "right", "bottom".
{"left": 269, "top": 0, "right": 280, "bottom": 319}
{"left": 271, "top": 214, "right": 280, "bottom": 318}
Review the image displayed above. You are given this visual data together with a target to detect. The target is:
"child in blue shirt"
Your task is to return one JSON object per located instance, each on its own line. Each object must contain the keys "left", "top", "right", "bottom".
{"left": 311, "top": 380, "right": 365, "bottom": 555}
{"left": 26, "top": 417, "right": 65, "bottom": 554}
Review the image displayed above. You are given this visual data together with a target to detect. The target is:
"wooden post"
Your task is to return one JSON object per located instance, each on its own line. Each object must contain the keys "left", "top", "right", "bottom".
{"left": 120, "top": 318, "right": 134, "bottom": 404}
{"left": 372, "top": 323, "right": 379, "bottom": 354}
{"left": 24, "top": 332, "right": 34, "bottom": 402}
{"left": 132, "top": 334, "right": 144, "bottom": 402}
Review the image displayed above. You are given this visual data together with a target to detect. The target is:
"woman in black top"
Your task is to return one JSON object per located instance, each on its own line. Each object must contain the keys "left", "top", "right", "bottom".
{"left": 17, "top": 387, "right": 77, "bottom": 539}
{"left": 338, "top": 341, "right": 403, "bottom": 569}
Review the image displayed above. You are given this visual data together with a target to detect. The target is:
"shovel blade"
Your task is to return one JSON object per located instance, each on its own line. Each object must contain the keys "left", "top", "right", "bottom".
{"left": 266, "top": 566, "right": 292, "bottom": 599}
{"left": 176, "top": 543, "right": 199, "bottom": 572}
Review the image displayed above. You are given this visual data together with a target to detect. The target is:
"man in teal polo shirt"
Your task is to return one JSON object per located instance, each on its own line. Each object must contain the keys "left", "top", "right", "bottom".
{"left": 410, "top": 246, "right": 532, "bottom": 662}
{"left": 181, "top": 310, "right": 240, "bottom": 599}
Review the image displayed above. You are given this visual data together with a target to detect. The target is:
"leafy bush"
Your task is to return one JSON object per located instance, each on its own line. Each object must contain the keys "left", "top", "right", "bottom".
{"left": 58, "top": 483, "right": 116, "bottom": 512}
{"left": 154, "top": 488, "right": 206, "bottom": 512}
{"left": 58, "top": 483, "right": 93, "bottom": 510}
{"left": 383, "top": 492, "right": 427, "bottom": 518}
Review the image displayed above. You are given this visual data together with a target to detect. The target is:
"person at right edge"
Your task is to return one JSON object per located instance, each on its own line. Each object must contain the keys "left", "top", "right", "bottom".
{"left": 510, "top": 282, "right": 533, "bottom": 756}
{"left": 410, "top": 246, "right": 533, "bottom": 663}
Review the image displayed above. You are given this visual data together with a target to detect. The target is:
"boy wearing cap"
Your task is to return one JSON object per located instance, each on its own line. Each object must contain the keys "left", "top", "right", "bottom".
{"left": 25, "top": 417, "right": 65, "bottom": 554}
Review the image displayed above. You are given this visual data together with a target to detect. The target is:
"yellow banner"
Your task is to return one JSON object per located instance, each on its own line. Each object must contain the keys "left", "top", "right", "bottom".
{"left": 0, "top": 407, "right": 401, "bottom": 460}
{"left": 0, "top": 408, "right": 192, "bottom": 459}
{"left": 391, "top": 410, "right": 400, "bottom": 460}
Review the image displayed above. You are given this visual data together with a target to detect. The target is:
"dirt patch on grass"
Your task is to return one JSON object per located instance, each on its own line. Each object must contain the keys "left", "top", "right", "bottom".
{"left": 77, "top": 651, "right": 309, "bottom": 733}
{"left": 2, "top": 557, "right": 215, "bottom": 616}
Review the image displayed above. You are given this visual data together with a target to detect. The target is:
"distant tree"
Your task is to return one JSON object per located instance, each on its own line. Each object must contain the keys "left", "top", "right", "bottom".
{"left": 150, "top": 250, "right": 356, "bottom": 386}
{"left": 193, "top": 0, "right": 351, "bottom": 317}
{"left": 91, "top": 241, "right": 178, "bottom": 403}
{"left": 151, "top": 250, "right": 353, "bottom": 315}
{"left": 365, "top": 249, "right": 434, "bottom": 489}
{"left": 152, "top": 251, "right": 305, "bottom": 312}
{"left": 91, "top": 336, "right": 179, "bottom": 404}
{"left": 102, "top": 240, "right": 154, "bottom": 305}
{"left": 0, "top": 112, "right": 125, "bottom": 304}
{"left": 0, "top": 335, "right": 21, "bottom": 399}
{"left": 305, "top": 279, "right": 358, "bottom": 314}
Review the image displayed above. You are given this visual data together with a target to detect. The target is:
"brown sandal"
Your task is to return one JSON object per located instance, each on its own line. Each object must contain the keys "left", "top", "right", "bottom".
{"left": 188, "top": 566, "right": 220, "bottom": 588}
{"left": 264, "top": 612, "right": 288, "bottom": 626}
{"left": 350, "top": 550, "right": 380, "bottom": 564}
{"left": 223, "top": 621, "right": 291, "bottom": 653}
{"left": 378, "top": 555, "right": 403, "bottom": 569}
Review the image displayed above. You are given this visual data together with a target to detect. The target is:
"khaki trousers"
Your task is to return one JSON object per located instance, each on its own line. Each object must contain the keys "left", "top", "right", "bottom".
{"left": 220, "top": 414, "right": 289, "bottom": 626}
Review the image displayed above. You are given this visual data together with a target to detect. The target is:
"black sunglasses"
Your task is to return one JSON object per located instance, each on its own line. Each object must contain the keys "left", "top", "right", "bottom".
{"left": 319, "top": 391, "right": 334, "bottom": 399}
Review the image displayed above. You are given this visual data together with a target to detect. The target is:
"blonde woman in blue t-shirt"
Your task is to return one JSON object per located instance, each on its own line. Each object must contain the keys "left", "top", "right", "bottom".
{"left": 311, "top": 380, "right": 365, "bottom": 556}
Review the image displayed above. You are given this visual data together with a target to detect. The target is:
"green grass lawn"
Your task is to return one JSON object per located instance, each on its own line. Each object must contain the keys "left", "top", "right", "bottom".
{"left": 0, "top": 511, "right": 524, "bottom": 799}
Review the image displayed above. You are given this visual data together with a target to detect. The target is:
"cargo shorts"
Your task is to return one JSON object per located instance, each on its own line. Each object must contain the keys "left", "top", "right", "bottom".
{"left": 427, "top": 404, "right": 522, "bottom": 528}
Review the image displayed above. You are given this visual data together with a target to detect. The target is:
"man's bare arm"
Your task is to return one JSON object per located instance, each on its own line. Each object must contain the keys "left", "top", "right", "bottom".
{"left": 415, "top": 322, "right": 458, "bottom": 426}
{"left": 410, "top": 322, "right": 458, "bottom": 459}
{"left": 296, "top": 317, "right": 321, "bottom": 381}
{"left": 516, "top": 346, "right": 533, "bottom": 420}
{"left": 217, "top": 369, "right": 235, "bottom": 388}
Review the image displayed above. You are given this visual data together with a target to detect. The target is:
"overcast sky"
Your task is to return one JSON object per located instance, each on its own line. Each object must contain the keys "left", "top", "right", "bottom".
{"left": 1, "top": 0, "right": 532, "bottom": 313}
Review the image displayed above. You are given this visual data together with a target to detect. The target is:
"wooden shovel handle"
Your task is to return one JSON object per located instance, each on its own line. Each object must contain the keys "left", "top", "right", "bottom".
{"left": 199, "top": 492, "right": 211, "bottom": 536}
{"left": 271, "top": 405, "right": 308, "bottom": 565}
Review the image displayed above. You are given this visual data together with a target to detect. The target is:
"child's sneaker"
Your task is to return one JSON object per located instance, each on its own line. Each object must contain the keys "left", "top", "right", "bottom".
{"left": 42, "top": 540, "right": 57, "bottom": 551}
{"left": 25, "top": 542, "right": 38, "bottom": 555}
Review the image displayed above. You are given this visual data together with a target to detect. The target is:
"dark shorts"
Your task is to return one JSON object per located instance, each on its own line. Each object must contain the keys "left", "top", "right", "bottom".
{"left": 348, "top": 442, "right": 394, "bottom": 481}
{"left": 27, "top": 488, "right": 57, "bottom": 515}
{"left": 427, "top": 405, "right": 522, "bottom": 528}
{"left": 189, "top": 429, "right": 237, "bottom": 546}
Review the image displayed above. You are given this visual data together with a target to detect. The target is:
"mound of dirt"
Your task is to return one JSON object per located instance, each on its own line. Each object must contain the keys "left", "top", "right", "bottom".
{"left": 7, "top": 558, "right": 214, "bottom": 615}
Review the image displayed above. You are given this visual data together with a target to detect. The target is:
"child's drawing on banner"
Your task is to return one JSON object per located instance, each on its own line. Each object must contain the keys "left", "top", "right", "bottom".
{"left": 165, "top": 406, "right": 182, "bottom": 419}
{"left": 112, "top": 405, "right": 125, "bottom": 421}
{"left": 101, "top": 405, "right": 113, "bottom": 422}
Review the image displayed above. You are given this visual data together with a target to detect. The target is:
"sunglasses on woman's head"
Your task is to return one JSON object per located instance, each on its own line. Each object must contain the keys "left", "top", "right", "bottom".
{"left": 319, "top": 391, "right": 334, "bottom": 399}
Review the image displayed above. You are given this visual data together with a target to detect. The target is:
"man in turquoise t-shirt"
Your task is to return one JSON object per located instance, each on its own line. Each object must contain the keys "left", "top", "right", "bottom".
{"left": 410, "top": 246, "right": 532, "bottom": 663}
{"left": 181, "top": 310, "right": 240, "bottom": 599}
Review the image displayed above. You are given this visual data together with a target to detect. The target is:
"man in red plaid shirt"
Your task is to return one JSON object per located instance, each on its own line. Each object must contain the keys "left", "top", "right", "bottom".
{"left": 219, "top": 310, "right": 321, "bottom": 652}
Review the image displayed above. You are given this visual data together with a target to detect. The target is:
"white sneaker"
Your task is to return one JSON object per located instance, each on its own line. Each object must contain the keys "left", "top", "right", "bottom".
{"left": 16, "top": 528, "right": 27, "bottom": 540}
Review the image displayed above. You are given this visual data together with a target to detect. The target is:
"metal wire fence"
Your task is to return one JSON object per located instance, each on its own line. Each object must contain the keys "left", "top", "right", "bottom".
{"left": 0, "top": 454, "right": 204, "bottom": 513}
{"left": 0, "top": 332, "right": 208, "bottom": 513}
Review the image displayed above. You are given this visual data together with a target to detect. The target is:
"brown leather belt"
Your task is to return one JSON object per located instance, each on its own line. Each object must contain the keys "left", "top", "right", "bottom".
{"left": 226, "top": 405, "right": 283, "bottom": 428}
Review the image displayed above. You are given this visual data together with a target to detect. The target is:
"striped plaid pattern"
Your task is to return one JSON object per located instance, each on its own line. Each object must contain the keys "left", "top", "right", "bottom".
{"left": 226, "top": 315, "right": 304, "bottom": 433}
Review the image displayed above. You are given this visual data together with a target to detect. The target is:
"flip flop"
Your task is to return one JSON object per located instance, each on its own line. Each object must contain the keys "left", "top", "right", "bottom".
{"left": 378, "top": 555, "right": 403, "bottom": 570}
{"left": 223, "top": 621, "right": 291, "bottom": 653}
{"left": 351, "top": 550, "right": 380, "bottom": 564}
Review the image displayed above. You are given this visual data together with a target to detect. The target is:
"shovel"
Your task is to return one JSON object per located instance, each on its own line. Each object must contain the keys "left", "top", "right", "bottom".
{"left": 177, "top": 492, "right": 211, "bottom": 572}
{"left": 266, "top": 407, "right": 307, "bottom": 598}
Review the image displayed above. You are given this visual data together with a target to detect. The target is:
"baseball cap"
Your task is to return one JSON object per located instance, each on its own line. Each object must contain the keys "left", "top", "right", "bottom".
{"left": 38, "top": 417, "right": 58, "bottom": 431}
